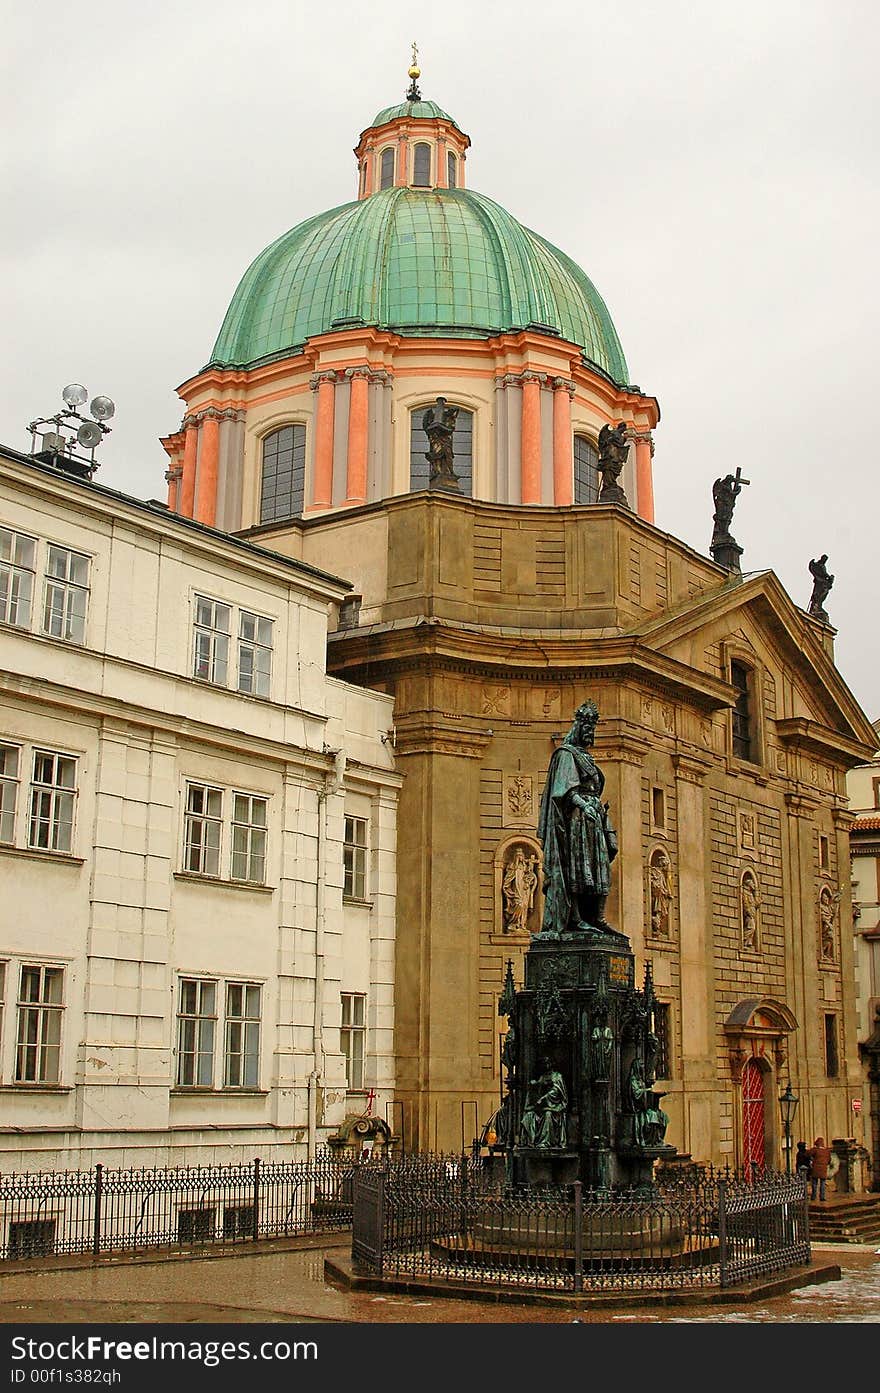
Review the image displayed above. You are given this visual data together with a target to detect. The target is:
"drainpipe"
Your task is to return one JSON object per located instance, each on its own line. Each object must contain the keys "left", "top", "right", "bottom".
{"left": 308, "top": 747, "right": 346, "bottom": 1160}
{"left": 307, "top": 1070, "right": 319, "bottom": 1160}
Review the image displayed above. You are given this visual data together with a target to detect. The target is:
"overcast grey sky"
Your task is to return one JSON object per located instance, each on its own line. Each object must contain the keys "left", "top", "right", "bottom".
{"left": 2, "top": 1, "right": 877, "bottom": 721}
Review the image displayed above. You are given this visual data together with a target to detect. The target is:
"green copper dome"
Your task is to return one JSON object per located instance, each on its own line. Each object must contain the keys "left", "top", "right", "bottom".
{"left": 208, "top": 188, "right": 629, "bottom": 383}
{"left": 369, "top": 99, "right": 459, "bottom": 129}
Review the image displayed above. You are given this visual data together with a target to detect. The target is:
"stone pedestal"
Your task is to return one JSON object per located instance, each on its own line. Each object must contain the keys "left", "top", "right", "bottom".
{"left": 502, "top": 928, "right": 677, "bottom": 1192}
{"left": 710, "top": 537, "right": 743, "bottom": 573}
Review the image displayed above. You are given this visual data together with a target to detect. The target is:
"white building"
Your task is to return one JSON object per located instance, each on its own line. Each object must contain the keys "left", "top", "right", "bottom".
{"left": 0, "top": 442, "right": 399, "bottom": 1171}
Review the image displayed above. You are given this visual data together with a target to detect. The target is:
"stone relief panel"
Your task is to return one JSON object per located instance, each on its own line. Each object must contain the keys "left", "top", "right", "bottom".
{"left": 495, "top": 837, "right": 543, "bottom": 937}
{"left": 741, "top": 869, "right": 761, "bottom": 954}
{"left": 738, "top": 810, "right": 758, "bottom": 858}
{"left": 540, "top": 686, "right": 562, "bottom": 717}
{"left": 481, "top": 683, "right": 511, "bottom": 716}
{"left": 503, "top": 772, "right": 535, "bottom": 827}
{"left": 647, "top": 846, "right": 674, "bottom": 939}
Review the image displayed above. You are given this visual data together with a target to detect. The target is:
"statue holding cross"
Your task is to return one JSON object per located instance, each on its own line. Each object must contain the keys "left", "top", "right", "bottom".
{"left": 711, "top": 467, "right": 750, "bottom": 548}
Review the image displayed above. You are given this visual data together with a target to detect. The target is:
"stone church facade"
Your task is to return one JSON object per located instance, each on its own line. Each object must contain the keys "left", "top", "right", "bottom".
{"left": 157, "top": 62, "right": 876, "bottom": 1165}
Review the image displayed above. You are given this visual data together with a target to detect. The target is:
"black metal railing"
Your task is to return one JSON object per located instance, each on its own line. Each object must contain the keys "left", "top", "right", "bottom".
{"left": 351, "top": 1162, "right": 810, "bottom": 1293}
{"left": 0, "top": 1150, "right": 399, "bottom": 1262}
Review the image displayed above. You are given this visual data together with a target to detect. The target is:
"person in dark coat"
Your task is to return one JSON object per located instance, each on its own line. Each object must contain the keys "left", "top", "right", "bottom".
{"left": 808, "top": 1136, "right": 832, "bottom": 1201}
{"left": 795, "top": 1140, "right": 811, "bottom": 1184}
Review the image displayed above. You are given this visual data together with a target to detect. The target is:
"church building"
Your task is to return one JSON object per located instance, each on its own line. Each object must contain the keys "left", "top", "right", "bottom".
{"left": 160, "top": 57, "right": 875, "bottom": 1168}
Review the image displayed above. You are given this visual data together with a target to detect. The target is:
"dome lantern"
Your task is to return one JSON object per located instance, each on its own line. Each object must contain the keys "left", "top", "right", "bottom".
{"left": 353, "top": 49, "right": 471, "bottom": 199}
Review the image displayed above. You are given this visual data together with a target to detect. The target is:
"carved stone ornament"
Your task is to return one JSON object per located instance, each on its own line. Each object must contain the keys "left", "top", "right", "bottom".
{"left": 741, "top": 869, "right": 761, "bottom": 954}
{"left": 819, "top": 885, "right": 840, "bottom": 963}
{"left": 501, "top": 842, "right": 541, "bottom": 935}
{"left": 506, "top": 775, "right": 534, "bottom": 819}
{"left": 648, "top": 847, "right": 674, "bottom": 939}
{"left": 535, "top": 963, "right": 569, "bottom": 1042}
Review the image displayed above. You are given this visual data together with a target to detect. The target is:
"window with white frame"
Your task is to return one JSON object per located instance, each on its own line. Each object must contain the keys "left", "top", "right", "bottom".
{"left": 15, "top": 964, "right": 64, "bottom": 1084}
{"left": 340, "top": 992, "right": 366, "bottom": 1090}
{"left": 0, "top": 743, "right": 20, "bottom": 844}
{"left": 237, "top": 611, "right": 273, "bottom": 697}
{"left": 193, "top": 595, "right": 230, "bottom": 685}
{"left": 182, "top": 781, "right": 269, "bottom": 884}
{"left": 176, "top": 977, "right": 262, "bottom": 1089}
{"left": 231, "top": 793, "right": 267, "bottom": 883}
{"left": 343, "top": 815, "right": 368, "bottom": 900}
{"left": 0, "top": 962, "right": 4, "bottom": 1067}
{"left": 43, "top": 544, "right": 89, "bottom": 644}
{"left": 192, "top": 596, "right": 275, "bottom": 698}
{"left": 0, "top": 526, "right": 36, "bottom": 629}
{"left": 176, "top": 978, "right": 216, "bottom": 1086}
{"left": 28, "top": 749, "right": 76, "bottom": 854}
{"left": 183, "top": 782, "right": 223, "bottom": 876}
{"left": 224, "top": 982, "right": 261, "bottom": 1087}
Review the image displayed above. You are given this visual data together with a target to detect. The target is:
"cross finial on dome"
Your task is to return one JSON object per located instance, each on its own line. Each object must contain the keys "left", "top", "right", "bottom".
{"left": 407, "top": 41, "right": 421, "bottom": 101}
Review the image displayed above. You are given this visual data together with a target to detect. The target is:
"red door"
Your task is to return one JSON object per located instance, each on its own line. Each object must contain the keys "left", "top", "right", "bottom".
{"left": 742, "top": 1059, "right": 766, "bottom": 1172}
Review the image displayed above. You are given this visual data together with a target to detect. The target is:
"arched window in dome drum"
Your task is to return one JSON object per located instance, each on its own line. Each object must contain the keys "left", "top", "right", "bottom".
{"left": 413, "top": 142, "right": 431, "bottom": 187}
{"left": 380, "top": 147, "right": 395, "bottom": 190}
{"left": 447, "top": 152, "right": 457, "bottom": 189}
{"left": 573, "top": 434, "right": 599, "bottom": 505}
{"left": 260, "top": 425, "right": 306, "bottom": 525}
{"left": 410, "top": 406, "right": 473, "bottom": 496}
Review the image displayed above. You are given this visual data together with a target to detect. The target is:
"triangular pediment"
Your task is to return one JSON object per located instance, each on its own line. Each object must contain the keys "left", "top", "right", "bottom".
{"left": 624, "top": 570, "right": 876, "bottom": 758}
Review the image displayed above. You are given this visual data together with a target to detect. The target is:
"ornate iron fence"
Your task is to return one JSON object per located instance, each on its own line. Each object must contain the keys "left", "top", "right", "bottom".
{"left": 352, "top": 1163, "right": 811, "bottom": 1293}
{"left": 0, "top": 1150, "right": 414, "bottom": 1262}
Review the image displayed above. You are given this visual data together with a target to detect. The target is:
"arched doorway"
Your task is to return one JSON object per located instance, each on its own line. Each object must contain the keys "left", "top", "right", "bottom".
{"left": 724, "top": 996, "right": 798, "bottom": 1171}
{"left": 741, "top": 1059, "right": 766, "bottom": 1170}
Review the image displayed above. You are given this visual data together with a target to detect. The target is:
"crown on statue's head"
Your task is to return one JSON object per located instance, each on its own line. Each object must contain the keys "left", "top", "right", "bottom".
{"left": 574, "top": 699, "right": 599, "bottom": 728}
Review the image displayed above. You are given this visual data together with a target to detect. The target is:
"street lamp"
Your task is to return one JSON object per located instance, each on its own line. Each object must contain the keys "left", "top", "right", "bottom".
{"left": 779, "top": 1082, "right": 799, "bottom": 1174}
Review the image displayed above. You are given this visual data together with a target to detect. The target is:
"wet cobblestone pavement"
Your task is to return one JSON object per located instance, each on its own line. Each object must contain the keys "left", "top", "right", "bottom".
{"left": 0, "top": 1239, "right": 876, "bottom": 1324}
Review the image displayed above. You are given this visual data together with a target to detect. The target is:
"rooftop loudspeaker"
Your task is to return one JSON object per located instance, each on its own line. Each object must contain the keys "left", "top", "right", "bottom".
{"left": 77, "top": 420, "right": 103, "bottom": 449}
{"left": 89, "top": 395, "right": 115, "bottom": 421}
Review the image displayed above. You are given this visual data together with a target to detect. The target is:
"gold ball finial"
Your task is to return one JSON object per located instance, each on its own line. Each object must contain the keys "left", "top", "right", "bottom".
{"left": 406, "top": 41, "right": 421, "bottom": 101}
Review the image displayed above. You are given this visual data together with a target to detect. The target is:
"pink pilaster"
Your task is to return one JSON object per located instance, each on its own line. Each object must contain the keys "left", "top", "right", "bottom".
{"left": 552, "top": 379, "right": 574, "bottom": 506}
{"left": 194, "top": 414, "right": 220, "bottom": 526}
{"left": 179, "top": 421, "right": 199, "bottom": 518}
{"left": 311, "top": 373, "right": 337, "bottom": 508}
{"left": 520, "top": 374, "right": 542, "bottom": 504}
{"left": 634, "top": 435, "right": 655, "bottom": 523}
{"left": 345, "top": 368, "right": 370, "bottom": 504}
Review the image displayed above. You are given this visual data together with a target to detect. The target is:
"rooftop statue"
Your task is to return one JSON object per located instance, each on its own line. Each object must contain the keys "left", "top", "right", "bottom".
{"left": 536, "top": 700, "right": 628, "bottom": 945}
{"left": 710, "top": 467, "right": 749, "bottom": 548}
{"left": 808, "top": 553, "right": 834, "bottom": 623}
{"left": 597, "top": 422, "right": 630, "bottom": 506}
{"left": 422, "top": 396, "right": 460, "bottom": 491}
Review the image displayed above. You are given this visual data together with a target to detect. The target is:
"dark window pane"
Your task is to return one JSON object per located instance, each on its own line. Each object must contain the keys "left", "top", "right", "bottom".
{"left": 447, "top": 152, "right": 456, "bottom": 188}
{"left": 380, "top": 148, "right": 395, "bottom": 189}
{"left": 824, "top": 1014, "right": 839, "bottom": 1078}
{"left": 731, "top": 661, "right": 753, "bottom": 762}
{"left": 261, "top": 426, "right": 306, "bottom": 524}
{"left": 653, "top": 1002, "right": 672, "bottom": 1079}
{"left": 574, "top": 435, "right": 599, "bottom": 505}
{"left": 413, "top": 143, "right": 431, "bottom": 186}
